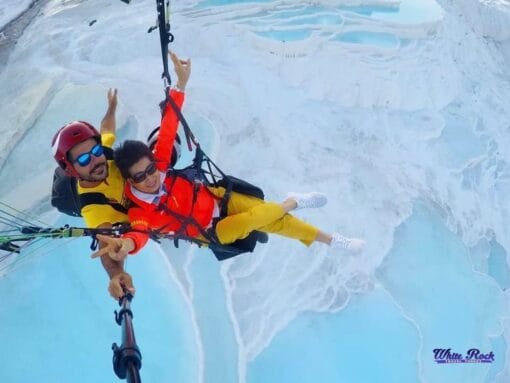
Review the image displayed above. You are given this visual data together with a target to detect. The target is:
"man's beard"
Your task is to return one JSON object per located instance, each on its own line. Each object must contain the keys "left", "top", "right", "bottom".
{"left": 82, "top": 162, "right": 108, "bottom": 182}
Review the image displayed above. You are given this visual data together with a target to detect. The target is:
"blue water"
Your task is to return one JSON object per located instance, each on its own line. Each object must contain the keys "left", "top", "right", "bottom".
{"left": 0, "top": 229, "right": 199, "bottom": 383}
{"left": 488, "top": 240, "right": 510, "bottom": 290}
{"left": 247, "top": 287, "right": 420, "bottom": 383}
{"left": 428, "top": 106, "right": 487, "bottom": 168}
{"left": 188, "top": 248, "right": 239, "bottom": 382}
{"left": 376, "top": 203, "right": 506, "bottom": 383}
{"left": 343, "top": 5, "right": 399, "bottom": 17}
{"left": 197, "top": 0, "right": 442, "bottom": 25}
{"left": 194, "top": 1, "right": 443, "bottom": 44}
{"left": 371, "top": 0, "right": 443, "bottom": 24}
{"left": 486, "top": 335, "right": 507, "bottom": 383}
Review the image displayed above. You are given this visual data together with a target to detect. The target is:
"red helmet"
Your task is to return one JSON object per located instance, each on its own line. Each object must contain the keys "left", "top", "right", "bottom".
{"left": 51, "top": 121, "right": 101, "bottom": 176}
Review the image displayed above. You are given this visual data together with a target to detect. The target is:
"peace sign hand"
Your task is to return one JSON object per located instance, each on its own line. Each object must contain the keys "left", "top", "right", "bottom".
{"left": 91, "top": 234, "right": 135, "bottom": 262}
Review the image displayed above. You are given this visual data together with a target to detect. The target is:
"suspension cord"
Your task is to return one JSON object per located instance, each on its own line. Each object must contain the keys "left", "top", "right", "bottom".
{"left": 156, "top": 0, "right": 174, "bottom": 87}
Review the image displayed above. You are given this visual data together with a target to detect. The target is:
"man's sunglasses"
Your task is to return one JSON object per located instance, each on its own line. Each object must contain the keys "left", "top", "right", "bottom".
{"left": 131, "top": 162, "right": 158, "bottom": 183}
{"left": 74, "top": 144, "right": 104, "bottom": 167}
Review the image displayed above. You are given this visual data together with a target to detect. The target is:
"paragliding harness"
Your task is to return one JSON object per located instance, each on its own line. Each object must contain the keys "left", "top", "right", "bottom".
{"left": 50, "top": 146, "right": 128, "bottom": 217}
{"left": 148, "top": 95, "right": 268, "bottom": 261}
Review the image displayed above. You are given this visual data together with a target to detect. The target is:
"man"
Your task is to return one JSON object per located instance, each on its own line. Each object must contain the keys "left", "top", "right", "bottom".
{"left": 51, "top": 88, "right": 135, "bottom": 299}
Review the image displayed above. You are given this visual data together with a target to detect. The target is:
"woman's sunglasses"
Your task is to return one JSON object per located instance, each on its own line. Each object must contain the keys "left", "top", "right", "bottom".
{"left": 74, "top": 144, "right": 104, "bottom": 167}
{"left": 131, "top": 162, "right": 158, "bottom": 183}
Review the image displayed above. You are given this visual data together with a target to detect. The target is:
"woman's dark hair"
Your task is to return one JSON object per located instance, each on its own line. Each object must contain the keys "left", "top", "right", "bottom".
{"left": 114, "top": 140, "right": 155, "bottom": 179}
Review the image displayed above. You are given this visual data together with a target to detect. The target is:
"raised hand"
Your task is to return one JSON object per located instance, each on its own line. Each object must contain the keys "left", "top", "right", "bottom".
{"left": 169, "top": 51, "right": 191, "bottom": 91}
{"left": 91, "top": 234, "right": 135, "bottom": 262}
{"left": 107, "top": 88, "right": 118, "bottom": 110}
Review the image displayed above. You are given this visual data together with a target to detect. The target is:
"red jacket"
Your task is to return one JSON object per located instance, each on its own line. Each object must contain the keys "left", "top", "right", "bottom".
{"left": 123, "top": 88, "right": 217, "bottom": 253}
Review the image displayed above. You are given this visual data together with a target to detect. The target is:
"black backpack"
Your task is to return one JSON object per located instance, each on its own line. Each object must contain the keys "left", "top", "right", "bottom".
{"left": 50, "top": 147, "right": 127, "bottom": 217}
{"left": 211, "top": 175, "right": 267, "bottom": 260}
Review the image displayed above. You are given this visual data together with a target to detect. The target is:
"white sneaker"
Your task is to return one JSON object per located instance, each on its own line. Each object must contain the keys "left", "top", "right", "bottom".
{"left": 330, "top": 233, "right": 366, "bottom": 254}
{"left": 286, "top": 192, "right": 327, "bottom": 210}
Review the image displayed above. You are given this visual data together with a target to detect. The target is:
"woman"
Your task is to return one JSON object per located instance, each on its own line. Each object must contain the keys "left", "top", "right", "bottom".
{"left": 93, "top": 53, "right": 365, "bottom": 261}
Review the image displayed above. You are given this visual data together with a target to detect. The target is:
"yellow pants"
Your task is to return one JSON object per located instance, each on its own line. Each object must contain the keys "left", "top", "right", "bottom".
{"left": 207, "top": 187, "right": 319, "bottom": 246}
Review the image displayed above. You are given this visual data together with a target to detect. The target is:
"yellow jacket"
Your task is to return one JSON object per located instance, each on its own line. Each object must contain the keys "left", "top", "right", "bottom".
{"left": 77, "top": 133, "right": 128, "bottom": 228}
